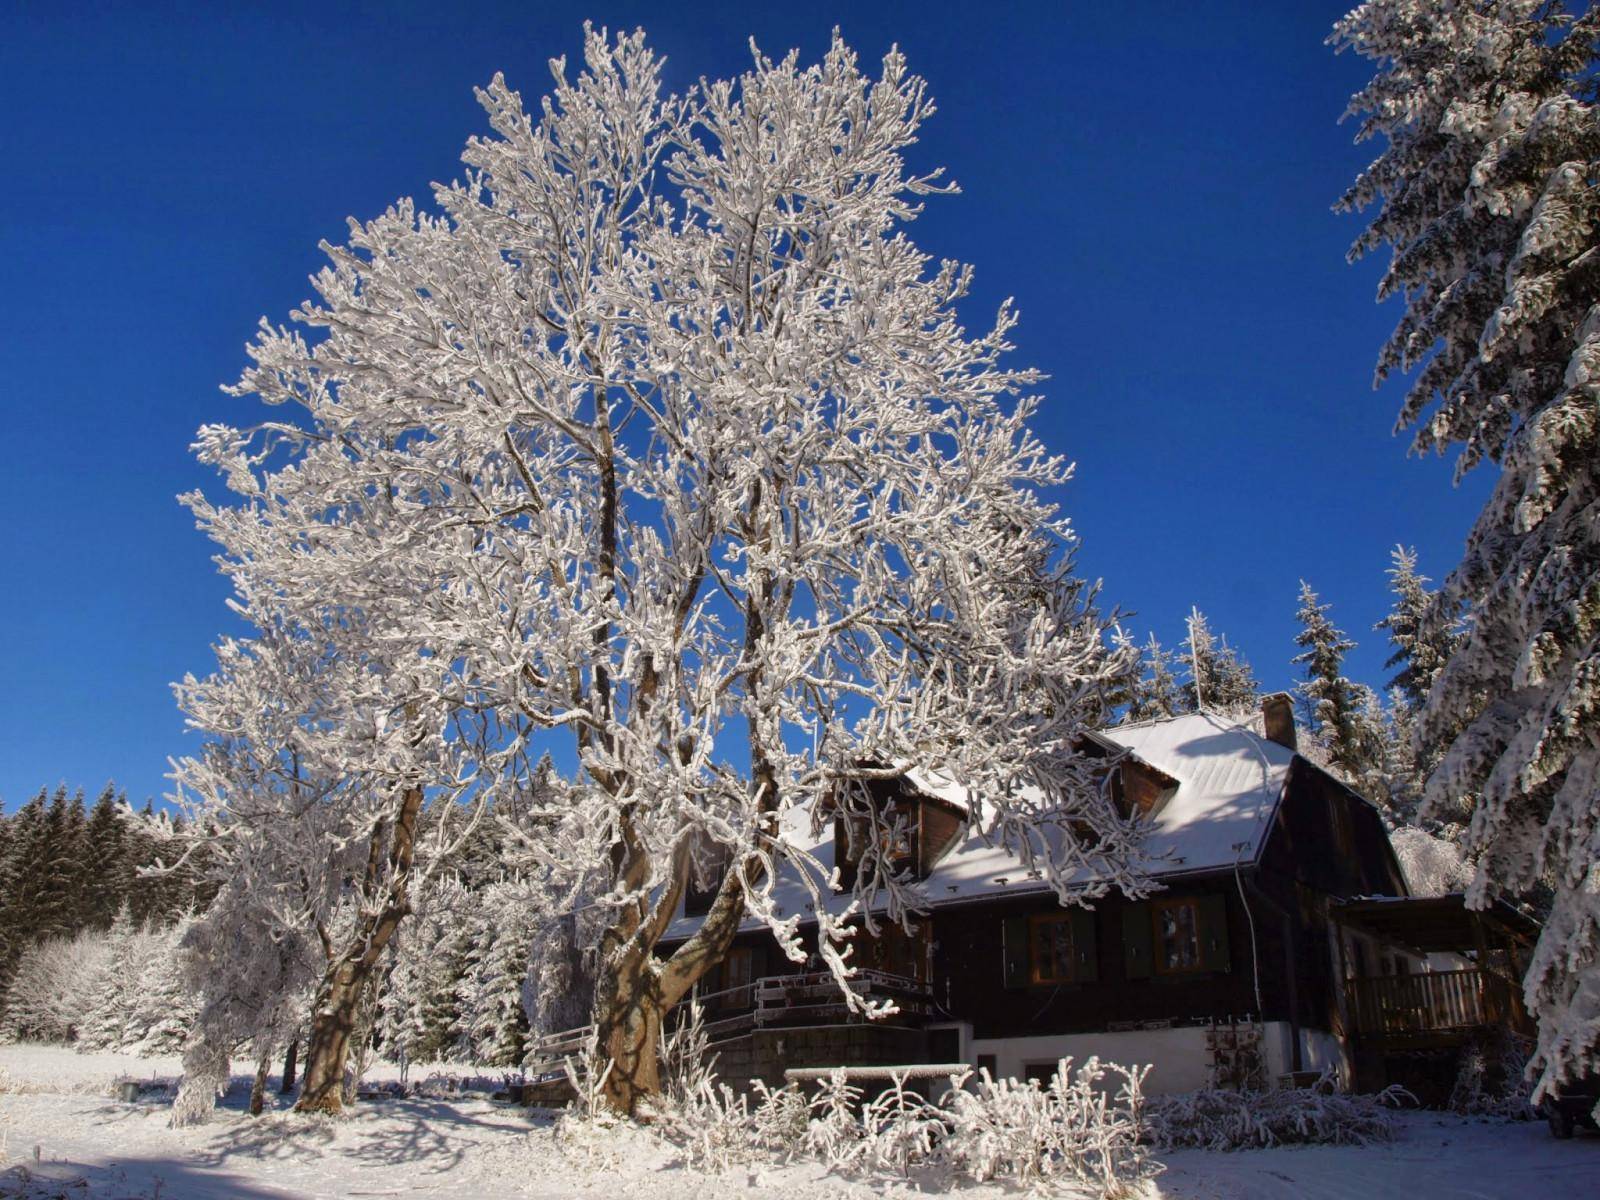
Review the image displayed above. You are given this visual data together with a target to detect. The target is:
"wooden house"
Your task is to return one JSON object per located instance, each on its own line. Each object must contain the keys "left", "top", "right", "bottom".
{"left": 651, "top": 696, "right": 1536, "bottom": 1096}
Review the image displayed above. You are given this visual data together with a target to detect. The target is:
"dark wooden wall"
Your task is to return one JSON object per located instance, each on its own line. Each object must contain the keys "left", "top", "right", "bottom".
{"left": 666, "top": 754, "right": 1411, "bottom": 1050}
{"left": 929, "top": 881, "right": 1270, "bottom": 1039}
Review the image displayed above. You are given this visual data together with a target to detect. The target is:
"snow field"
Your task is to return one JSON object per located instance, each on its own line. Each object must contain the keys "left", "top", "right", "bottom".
{"left": 3, "top": 1045, "right": 1596, "bottom": 1199}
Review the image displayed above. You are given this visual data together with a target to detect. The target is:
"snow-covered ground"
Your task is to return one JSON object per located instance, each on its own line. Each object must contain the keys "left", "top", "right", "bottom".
{"left": 1, "top": 1044, "right": 1593, "bottom": 1199}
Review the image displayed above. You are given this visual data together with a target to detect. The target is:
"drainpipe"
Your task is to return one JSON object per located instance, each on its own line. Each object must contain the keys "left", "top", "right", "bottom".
{"left": 1237, "top": 870, "right": 1304, "bottom": 1074}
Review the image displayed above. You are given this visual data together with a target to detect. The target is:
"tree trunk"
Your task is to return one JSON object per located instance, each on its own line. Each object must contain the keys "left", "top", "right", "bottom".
{"left": 593, "top": 950, "right": 664, "bottom": 1118}
{"left": 295, "top": 784, "right": 424, "bottom": 1115}
{"left": 280, "top": 1032, "right": 299, "bottom": 1094}
{"left": 296, "top": 963, "right": 367, "bottom": 1114}
{"left": 248, "top": 1045, "right": 273, "bottom": 1116}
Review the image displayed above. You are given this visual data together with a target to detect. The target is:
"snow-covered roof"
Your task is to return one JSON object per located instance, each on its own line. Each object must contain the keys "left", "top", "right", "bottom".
{"left": 663, "top": 710, "right": 1294, "bottom": 941}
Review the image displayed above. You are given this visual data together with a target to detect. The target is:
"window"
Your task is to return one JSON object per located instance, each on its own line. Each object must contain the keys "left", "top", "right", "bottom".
{"left": 1004, "top": 910, "right": 1098, "bottom": 988}
{"left": 1123, "top": 895, "right": 1228, "bottom": 979}
{"left": 1154, "top": 898, "right": 1202, "bottom": 974}
{"left": 1030, "top": 913, "right": 1076, "bottom": 984}
{"left": 684, "top": 837, "right": 731, "bottom": 917}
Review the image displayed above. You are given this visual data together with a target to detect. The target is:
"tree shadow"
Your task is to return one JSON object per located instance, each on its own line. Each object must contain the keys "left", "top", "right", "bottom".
{"left": 185, "top": 1095, "right": 539, "bottom": 1179}
{"left": 3, "top": 1154, "right": 292, "bottom": 1199}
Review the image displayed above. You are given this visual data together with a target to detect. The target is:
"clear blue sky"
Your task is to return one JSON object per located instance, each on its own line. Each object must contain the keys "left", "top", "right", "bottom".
{"left": 0, "top": 1, "right": 1489, "bottom": 809}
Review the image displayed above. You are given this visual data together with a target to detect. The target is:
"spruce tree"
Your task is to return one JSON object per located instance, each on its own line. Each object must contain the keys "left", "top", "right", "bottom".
{"left": 0, "top": 791, "right": 51, "bottom": 971}
{"left": 1335, "top": 0, "right": 1600, "bottom": 1096}
{"left": 1126, "top": 634, "right": 1184, "bottom": 722}
{"left": 1375, "top": 546, "right": 1460, "bottom": 712}
{"left": 1180, "top": 609, "right": 1260, "bottom": 716}
{"left": 1293, "top": 583, "right": 1367, "bottom": 783}
{"left": 81, "top": 785, "right": 132, "bottom": 929}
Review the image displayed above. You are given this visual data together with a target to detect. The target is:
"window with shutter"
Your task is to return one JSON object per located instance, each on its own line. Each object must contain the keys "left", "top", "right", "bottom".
{"left": 1029, "top": 913, "right": 1076, "bottom": 984}
{"left": 1153, "top": 897, "right": 1203, "bottom": 974}
{"left": 1198, "top": 893, "right": 1230, "bottom": 972}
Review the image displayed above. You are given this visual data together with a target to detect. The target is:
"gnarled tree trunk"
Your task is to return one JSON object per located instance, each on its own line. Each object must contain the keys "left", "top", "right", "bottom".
{"left": 295, "top": 784, "right": 423, "bottom": 1115}
{"left": 589, "top": 828, "right": 762, "bottom": 1116}
{"left": 593, "top": 949, "right": 665, "bottom": 1115}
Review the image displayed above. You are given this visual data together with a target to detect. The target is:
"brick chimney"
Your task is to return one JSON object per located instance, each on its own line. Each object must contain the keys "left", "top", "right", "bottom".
{"left": 1261, "top": 692, "right": 1297, "bottom": 751}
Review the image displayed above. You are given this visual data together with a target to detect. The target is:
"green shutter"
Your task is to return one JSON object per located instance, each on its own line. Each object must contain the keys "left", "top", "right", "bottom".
{"left": 1122, "top": 903, "right": 1152, "bottom": 980}
{"left": 1071, "top": 908, "right": 1099, "bottom": 983}
{"left": 1199, "top": 894, "right": 1231, "bottom": 972}
{"left": 1002, "top": 916, "right": 1029, "bottom": 989}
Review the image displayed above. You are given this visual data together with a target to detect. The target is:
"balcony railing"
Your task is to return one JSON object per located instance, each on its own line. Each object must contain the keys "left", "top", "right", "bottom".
{"left": 528, "top": 969, "right": 936, "bottom": 1077}
{"left": 1346, "top": 968, "right": 1519, "bottom": 1039}
{"left": 676, "top": 969, "right": 933, "bottom": 1041}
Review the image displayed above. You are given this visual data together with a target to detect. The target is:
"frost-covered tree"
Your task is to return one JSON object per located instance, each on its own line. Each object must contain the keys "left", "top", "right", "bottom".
{"left": 170, "top": 628, "right": 489, "bottom": 1117}
{"left": 1126, "top": 634, "right": 1184, "bottom": 723}
{"left": 1334, "top": 0, "right": 1600, "bottom": 1098}
{"left": 1376, "top": 546, "right": 1461, "bottom": 712}
{"left": 458, "top": 881, "right": 537, "bottom": 1065}
{"left": 1181, "top": 609, "right": 1259, "bottom": 716}
{"left": 1293, "top": 583, "right": 1370, "bottom": 783}
{"left": 183, "top": 27, "right": 1142, "bottom": 1115}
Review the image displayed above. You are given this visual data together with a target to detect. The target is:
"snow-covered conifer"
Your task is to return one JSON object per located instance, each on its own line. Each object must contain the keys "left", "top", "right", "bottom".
{"left": 459, "top": 882, "right": 537, "bottom": 1065}
{"left": 1127, "top": 635, "right": 1184, "bottom": 722}
{"left": 1334, "top": 0, "right": 1600, "bottom": 1097}
{"left": 75, "top": 909, "right": 141, "bottom": 1052}
{"left": 1376, "top": 547, "right": 1460, "bottom": 712}
{"left": 1293, "top": 583, "right": 1370, "bottom": 784}
{"left": 1180, "top": 609, "right": 1259, "bottom": 717}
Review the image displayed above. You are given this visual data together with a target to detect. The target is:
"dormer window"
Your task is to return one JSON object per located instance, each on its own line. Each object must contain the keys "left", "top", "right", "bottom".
{"left": 1077, "top": 735, "right": 1178, "bottom": 821}
{"left": 832, "top": 776, "right": 964, "bottom": 891}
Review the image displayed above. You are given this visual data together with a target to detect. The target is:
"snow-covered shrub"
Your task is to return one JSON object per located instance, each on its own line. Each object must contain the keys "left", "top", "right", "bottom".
{"left": 170, "top": 1038, "right": 231, "bottom": 1127}
{"left": 0, "top": 932, "right": 115, "bottom": 1043}
{"left": 1144, "top": 1071, "right": 1411, "bottom": 1150}
{"left": 858, "top": 1075, "right": 946, "bottom": 1177}
{"left": 1448, "top": 1029, "right": 1535, "bottom": 1120}
{"left": 1390, "top": 826, "right": 1472, "bottom": 898}
{"left": 654, "top": 1057, "right": 1156, "bottom": 1196}
{"left": 940, "top": 1059, "right": 1154, "bottom": 1194}
{"left": 801, "top": 1068, "right": 865, "bottom": 1169}
{"left": 657, "top": 999, "right": 717, "bottom": 1110}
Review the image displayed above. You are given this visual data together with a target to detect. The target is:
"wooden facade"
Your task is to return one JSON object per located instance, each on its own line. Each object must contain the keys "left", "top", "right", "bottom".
{"left": 646, "top": 710, "right": 1535, "bottom": 1097}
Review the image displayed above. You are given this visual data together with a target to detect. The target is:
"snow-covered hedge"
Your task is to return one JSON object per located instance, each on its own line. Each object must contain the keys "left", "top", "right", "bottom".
{"left": 1143, "top": 1072, "right": 1411, "bottom": 1151}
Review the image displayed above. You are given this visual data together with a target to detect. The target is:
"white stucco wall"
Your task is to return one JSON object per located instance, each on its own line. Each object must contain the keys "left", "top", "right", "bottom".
{"left": 971, "top": 1021, "right": 1347, "bottom": 1095}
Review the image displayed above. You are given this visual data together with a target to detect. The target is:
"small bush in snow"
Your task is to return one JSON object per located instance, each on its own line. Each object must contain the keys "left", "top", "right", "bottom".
{"left": 1143, "top": 1071, "right": 1411, "bottom": 1151}
{"left": 1448, "top": 1030, "right": 1535, "bottom": 1120}
{"left": 940, "top": 1060, "right": 1154, "bottom": 1193}
{"left": 655, "top": 1056, "right": 1157, "bottom": 1197}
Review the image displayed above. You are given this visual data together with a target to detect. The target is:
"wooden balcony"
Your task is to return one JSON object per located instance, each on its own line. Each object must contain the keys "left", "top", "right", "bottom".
{"left": 1346, "top": 968, "right": 1523, "bottom": 1045}
{"left": 674, "top": 969, "right": 933, "bottom": 1042}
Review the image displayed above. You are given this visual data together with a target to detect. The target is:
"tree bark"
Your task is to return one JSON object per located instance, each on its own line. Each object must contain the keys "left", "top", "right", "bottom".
{"left": 248, "top": 1044, "right": 273, "bottom": 1116}
{"left": 295, "top": 784, "right": 423, "bottom": 1115}
{"left": 280, "top": 1033, "right": 299, "bottom": 1094}
{"left": 593, "top": 947, "right": 664, "bottom": 1117}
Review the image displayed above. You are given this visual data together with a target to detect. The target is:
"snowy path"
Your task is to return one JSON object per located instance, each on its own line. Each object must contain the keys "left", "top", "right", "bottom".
{"left": 2, "top": 1046, "right": 1594, "bottom": 1199}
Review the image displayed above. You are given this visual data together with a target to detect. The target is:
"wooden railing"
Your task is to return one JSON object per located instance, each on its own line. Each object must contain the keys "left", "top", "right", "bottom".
{"left": 752, "top": 969, "right": 932, "bottom": 1029}
{"left": 527, "top": 969, "right": 936, "bottom": 1077}
{"left": 1346, "top": 968, "right": 1516, "bottom": 1039}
